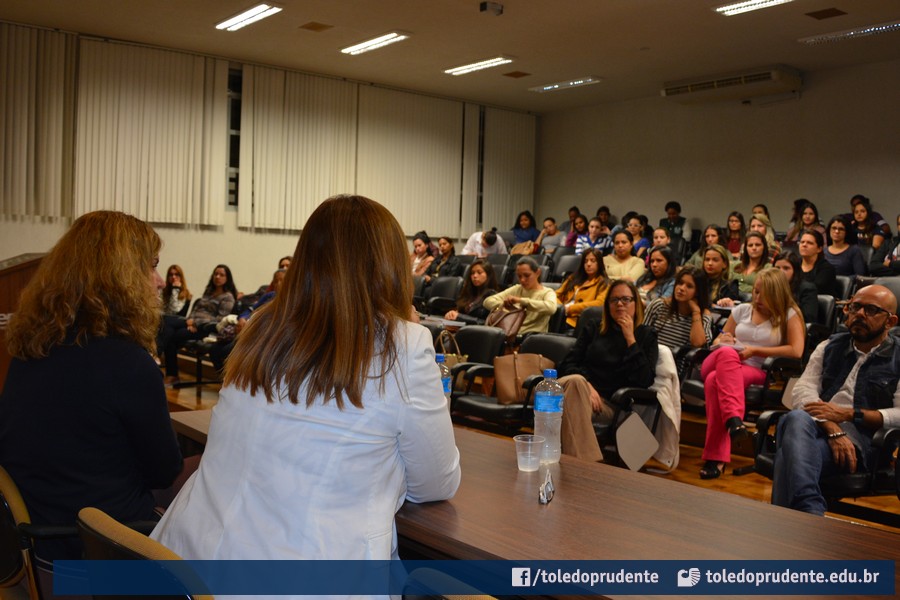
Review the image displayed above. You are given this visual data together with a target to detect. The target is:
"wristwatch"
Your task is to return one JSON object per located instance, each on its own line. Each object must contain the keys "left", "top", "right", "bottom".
{"left": 852, "top": 409, "right": 864, "bottom": 426}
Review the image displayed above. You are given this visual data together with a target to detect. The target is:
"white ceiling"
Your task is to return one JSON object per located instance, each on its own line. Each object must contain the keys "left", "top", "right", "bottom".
{"left": 3, "top": 0, "right": 899, "bottom": 113}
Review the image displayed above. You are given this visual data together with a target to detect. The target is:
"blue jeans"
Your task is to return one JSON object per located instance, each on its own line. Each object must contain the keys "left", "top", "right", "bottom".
{"left": 771, "top": 411, "right": 849, "bottom": 515}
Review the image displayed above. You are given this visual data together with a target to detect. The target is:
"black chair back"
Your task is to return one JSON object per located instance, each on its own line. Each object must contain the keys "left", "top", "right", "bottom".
{"left": 453, "top": 325, "right": 506, "bottom": 365}
{"left": 456, "top": 254, "right": 476, "bottom": 266}
{"left": 816, "top": 294, "right": 836, "bottom": 330}
{"left": 519, "top": 333, "right": 576, "bottom": 365}
{"left": 486, "top": 253, "right": 508, "bottom": 268}
{"left": 552, "top": 255, "right": 581, "bottom": 282}
{"left": 834, "top": 275, "right": 853, "bottom": 300}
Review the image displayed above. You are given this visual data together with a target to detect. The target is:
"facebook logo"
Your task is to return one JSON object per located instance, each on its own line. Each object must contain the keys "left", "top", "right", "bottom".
{"left": 511, "top": 567, "right": 531, "bottom": 587}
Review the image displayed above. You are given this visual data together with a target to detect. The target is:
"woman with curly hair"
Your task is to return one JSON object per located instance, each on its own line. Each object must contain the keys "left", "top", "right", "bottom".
{"left": 0, "top": 211, "right": 184, "bottom": 563}
{"left": 161, "top": 264, "right": 193, "bottom": 316}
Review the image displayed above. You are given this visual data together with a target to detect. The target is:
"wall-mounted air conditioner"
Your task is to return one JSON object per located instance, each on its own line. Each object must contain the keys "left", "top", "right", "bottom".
{"left": 660, "top": 65, "right": 802, "bottom": 104}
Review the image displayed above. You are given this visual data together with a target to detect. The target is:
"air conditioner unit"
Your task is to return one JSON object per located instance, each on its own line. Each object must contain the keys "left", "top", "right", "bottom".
{"left": 660, "top": 65, "right": 802, "bottom": 104}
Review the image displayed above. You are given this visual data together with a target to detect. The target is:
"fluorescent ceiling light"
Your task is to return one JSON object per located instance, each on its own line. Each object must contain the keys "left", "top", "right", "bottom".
{"left": 444, "top": 56, "right": 513, "bottom": 76}
{"left": 529, "top": 76, "right": 602, "bottom": 93}
{"left": 798, "top": 19, "right": 900, "bottom": 44}
{"left": 341, "top": 32, "right": 410, "bottom": 55}
{"left": 216, "top": 4, "right": 282, "bottom": 31}
{"left": 714, "top": 0, "right": 793, "bottom": 17}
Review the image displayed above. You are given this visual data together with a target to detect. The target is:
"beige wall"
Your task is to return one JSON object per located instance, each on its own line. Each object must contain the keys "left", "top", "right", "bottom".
{"left": 535, "top": 58, "right": 900, "bottom": 233}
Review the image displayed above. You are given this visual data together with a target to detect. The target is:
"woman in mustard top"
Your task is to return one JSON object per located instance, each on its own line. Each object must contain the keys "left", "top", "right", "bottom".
{"left": 556, "top": 248, "right": 609, "bottom": 330}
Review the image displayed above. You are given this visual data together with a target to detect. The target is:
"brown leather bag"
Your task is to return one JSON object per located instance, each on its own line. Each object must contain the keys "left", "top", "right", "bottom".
{"left": 493, "top": 352, "right": 554, "bottom": 405}
{"left": 485, "top": 306, "right": 526, "bottom": 343}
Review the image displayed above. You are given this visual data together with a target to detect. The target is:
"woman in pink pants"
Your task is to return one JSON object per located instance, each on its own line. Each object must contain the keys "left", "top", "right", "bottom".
{"left": 700, "top": 269, "right": 805, "bottom": 479}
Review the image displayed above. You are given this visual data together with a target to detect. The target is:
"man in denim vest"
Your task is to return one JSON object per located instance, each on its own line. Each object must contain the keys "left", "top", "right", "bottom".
{"left": 772, "top": 284, "right": 899, "bottom": 515}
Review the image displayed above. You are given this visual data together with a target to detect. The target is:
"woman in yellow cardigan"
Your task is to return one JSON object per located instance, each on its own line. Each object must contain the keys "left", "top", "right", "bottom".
{"left": 556, "top": 248, "right": 609, "bottom": 330}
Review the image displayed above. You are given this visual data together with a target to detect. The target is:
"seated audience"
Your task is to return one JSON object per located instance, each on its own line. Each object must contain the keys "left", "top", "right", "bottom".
{"left": 565, "top": 214, "right": 589, "bottom": 248}
{"left": 151, "top": 194, "right": 461, "bottom": 563}
{"left": 556, "top": 249, "right": 609, "bottom": 330}
{"left": 659, "top": 200, "right": 691, "bottom": 241}
{"left": 687, "top": 224, "right": 726, "bottom": 267}
{"left": 703, "top": 244, "right": 740, "bottom": 307}
{"left": 636, "top": 245, "right": 676, "bottom": 304}
{"left": 410, "top": 231, "right": 435, "bottom": 277}
{"left": 823, "top": 214, "right": 866, "bottom": 277}
{"left": 512, "top": 210, "right": 540, "bottom": 244}
{"left": 0, "top": 211, "right": 184, "bottom": 563}
{"left": 725, "top": 211, "right": 746, "bottom": 258}
{"left": 843, "top": 194, "right": 891, "bottom": 237}
{"left": 868, "top": 213, "right": 900, "bottom": 277}
{"left": 626, "top": 214, "right": 652, "bottom": 258}
{"left": 424, "top": 236, "right": 463, "bottom": 284}
{"left": 576, "top": 217, "right": 613, "bottom": 255}
{"left": 444, "top": 259, "right": 499, "bottom": 324}
{"left": 751, "top": 203, "right": 771, "bottom": 221}
{"left": 536, "top": 217, "right": 566, "bottom": 254}
{"left": 784, "top": 201, "right": 825, "bottom": 247}
{"left": 162, "top": 264, "right": 237, "bottom": 384}
{"left": 643, "top": 265, "right": 714, "bottom": 362}
{"left": 208, "top": 269, "right": 286, "bottom": 372}
{"left": 278, "top": 255, "right": 291, "bottom": 270}
{"left": 748, "top": 213, "right": 780, "bottom": 259}
{"left": 611, "top": 210, "right": 638, "bottom": 237}
{"left": 558, "top": 205, "right": 581, "bottom": 234}
{"left": 699, "top": 269, "right": 805, "bottom": 479}
{"left": 595, "top": 205, "right": 614, "bottom": 235}
{"left": 797, "top": 230, "right": 837, "bottom": 297}
{"left": 557, "top": 280, "right": 658, "bottom": 461}
{"left": 773, "top": 250, "right": 819, "bottom": 324}
{"left": 462, "top": 227, "right": 508, "bottom": 256}
{"left": 482, "top": 257, "right": 557, "bottom": 335}
{"left": 850, "top": 198, "right": 886, "bottom": 249}
{"left": 733, "top": 232, "right": 771, "bottom": 295}
{"left": 772, "top": 284, "right": 899, "bottom": 515}
{"left": 161, "top": 264, "right": 192, "bottom": 317}
{"left": 603, "top": 231, "right": 646, "bottom": 281}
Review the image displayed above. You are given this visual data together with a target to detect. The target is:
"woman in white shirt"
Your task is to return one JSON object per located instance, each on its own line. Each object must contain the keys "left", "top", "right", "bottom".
{"left": 699, "top": 268, "right": 804, "bottom": 479}
{"left": 152, "top": 195, "right": 461, "bottom": 587}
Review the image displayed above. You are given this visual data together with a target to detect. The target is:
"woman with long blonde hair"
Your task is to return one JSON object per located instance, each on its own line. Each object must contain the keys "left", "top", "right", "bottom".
{"left": 0, "top": 211, "right": 184, "bottom": 562}
{"left": 152, "top": 195, "right": 460, "bottom": 564}
{"left": 698, "top": 269, "right": 804, "bottom": 479}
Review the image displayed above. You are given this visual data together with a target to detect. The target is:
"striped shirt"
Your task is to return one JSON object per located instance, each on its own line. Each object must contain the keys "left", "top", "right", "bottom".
{"left": 643, "top": 298, "right": 713, "bottom": 353}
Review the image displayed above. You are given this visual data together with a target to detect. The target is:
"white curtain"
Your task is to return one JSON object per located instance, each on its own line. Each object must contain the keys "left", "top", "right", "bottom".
{"left": 239, "top": 65, "right": 356, "bottom": 229}
{"left": 357, "top": 87, "right": 463, "bottom": 236}
{"left": 75, "top": 39, "right": 228, "bottom": 225}
{"left": 0, "top": 23, "right": 75, "bottom": 218}
{"left": 480, "top": 107, "right": 536, "bottom": 231}
{"left": 459, "top": 103, "right": 481, "bottom": 238}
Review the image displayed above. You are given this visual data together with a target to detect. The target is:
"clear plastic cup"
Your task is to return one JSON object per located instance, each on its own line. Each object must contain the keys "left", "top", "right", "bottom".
{"left": 513, "top": 434, "right": 545, "bottom": 472}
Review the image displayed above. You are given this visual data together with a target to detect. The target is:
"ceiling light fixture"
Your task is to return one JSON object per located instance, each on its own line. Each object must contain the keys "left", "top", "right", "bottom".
{"left": 216, "top": 4, "right": 282, "bottom": 31}
{"left": 529, "top": 76, "right": 602, "bottom": 93}
{"left": 714, "top": 0, "right": 793, "bottom": 17}
{"left": 798, "top": 19, "right": 900, "bottom": 44}
{"left": 341, "top": 32, "right": 411, "bottom": 55}
{"left": 444, "top": 56, "right": 513, "bottom": 76}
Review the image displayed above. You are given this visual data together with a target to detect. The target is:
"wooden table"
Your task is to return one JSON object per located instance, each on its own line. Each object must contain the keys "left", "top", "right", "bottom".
{"left": 168, "top": 411, "right": 899, "bottom": 598}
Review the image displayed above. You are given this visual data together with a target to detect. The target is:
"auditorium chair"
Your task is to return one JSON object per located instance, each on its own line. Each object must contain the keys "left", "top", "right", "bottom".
{"left": 76, "top": 507, "right": 212, "bottom": 600}
{"left": 752, "top": 410, "right": 900, "bottom": 529}
{"left": 450, "top": 333, "right": 575, "bottom": 435}
{"left": 550, "top": 255, "right": 581, "bottom": 282}
{"left": 424, "top": 276, "right": 464, "bottom": 316}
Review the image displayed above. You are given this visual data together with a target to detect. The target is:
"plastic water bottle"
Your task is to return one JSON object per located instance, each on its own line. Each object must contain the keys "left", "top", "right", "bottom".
{"left": 436, "top": 354, "right": 452, "bottom": 406}
{"left": 533, "top": 369, "right": 564, "bottom": 464}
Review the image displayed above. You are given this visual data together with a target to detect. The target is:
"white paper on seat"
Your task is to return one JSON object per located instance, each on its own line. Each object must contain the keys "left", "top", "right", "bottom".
{"left": 616, "top": 412, "right": 660, "bottom": 471}
{"left": 781, "top": 377, "right": 799, "bottom": 409}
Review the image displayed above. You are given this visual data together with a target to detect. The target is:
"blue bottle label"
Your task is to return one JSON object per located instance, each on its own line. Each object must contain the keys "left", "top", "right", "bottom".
{"left": 441, "top": 377, "right": 452, "bottom": 395}
{"left": 534, "top": 392, "right": 563, "bottom": 412}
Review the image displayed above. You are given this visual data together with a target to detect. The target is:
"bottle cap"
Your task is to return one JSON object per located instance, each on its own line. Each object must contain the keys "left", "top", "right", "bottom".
{"left": 435, "top": 354, "right": 445, "bottom": 363}
{"left": 543, "top": 369, "right": 557, "bottom": 378}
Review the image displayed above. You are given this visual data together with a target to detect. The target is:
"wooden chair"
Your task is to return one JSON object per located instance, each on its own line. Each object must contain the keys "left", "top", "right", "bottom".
{"left": 76, "top": 507, "right": 212, "bottom": 600}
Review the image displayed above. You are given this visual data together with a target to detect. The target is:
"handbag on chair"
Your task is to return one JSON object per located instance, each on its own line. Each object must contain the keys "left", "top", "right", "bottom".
{"left": 493, "top": 352, "right": 554, "bottom": 405}
{"left": 485, "top": 306, "right": 526, "bottom": 344}
{"left": 436, "top": 330, "right": 469, "bottom": 390}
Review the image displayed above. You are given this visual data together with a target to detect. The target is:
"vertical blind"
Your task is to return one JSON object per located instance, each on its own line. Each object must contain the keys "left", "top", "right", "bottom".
{"left": 0, "top": 23, "right": 75, "bottom": 218}
{"left": 480, "top": 107, "right": 536, "bottom": 231}
{"left": 356, "top": 87, "right": 464, "bottom": 236}
{"left": 74, "top": 39, "right": 228, "bottom": 225}
{"left": 238, "top": 66, "right": 356, "bottom": 229}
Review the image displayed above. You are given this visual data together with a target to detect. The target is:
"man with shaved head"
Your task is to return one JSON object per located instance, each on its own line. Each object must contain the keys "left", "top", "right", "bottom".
{"left": 772, "top": 284, "right": 900, "bottom": 515}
